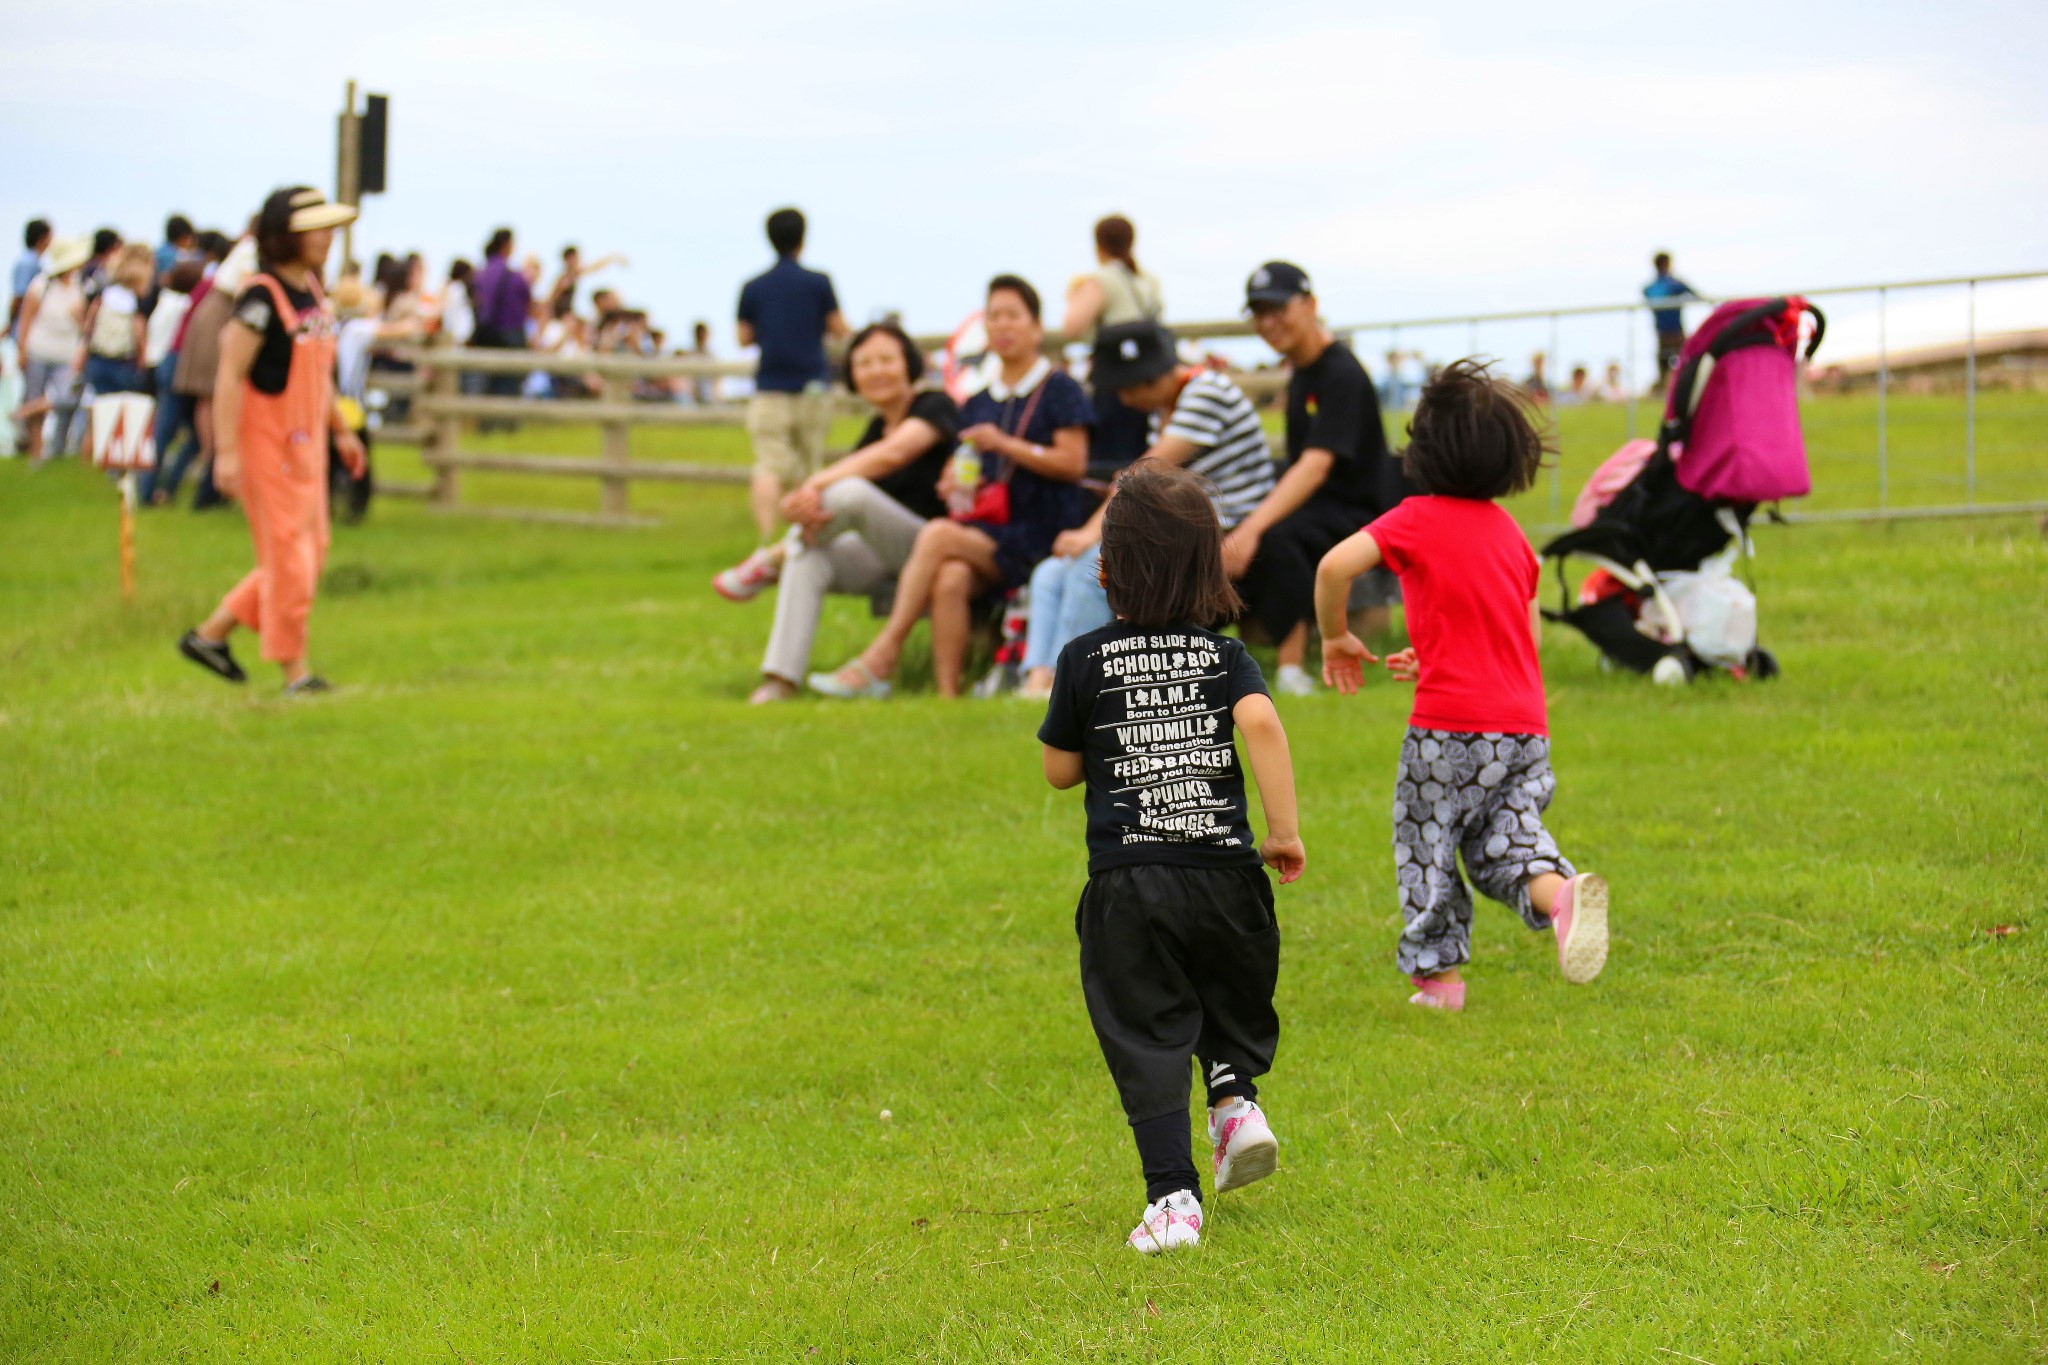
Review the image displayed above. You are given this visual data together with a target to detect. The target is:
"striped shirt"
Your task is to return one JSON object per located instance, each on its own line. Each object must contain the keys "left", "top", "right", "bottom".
{"left": 1151, "top": 370, "right": 1277, "bottom": 529}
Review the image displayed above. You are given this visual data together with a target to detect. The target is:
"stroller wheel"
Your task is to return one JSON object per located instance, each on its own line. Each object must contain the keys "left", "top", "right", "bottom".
{"left": 1651, "top": 653, "right": 1693, "bottom": 687}
{"left": 1747, "top": 646, "right": 1781, "bottom": 680}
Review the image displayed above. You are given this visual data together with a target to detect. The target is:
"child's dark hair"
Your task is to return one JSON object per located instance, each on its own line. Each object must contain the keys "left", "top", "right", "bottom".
{"left": 1400, "top": 358, "right": 1554, "bottom": 500}
{"left": 1100, "top": 462, "right": 1243, "bottom": 627}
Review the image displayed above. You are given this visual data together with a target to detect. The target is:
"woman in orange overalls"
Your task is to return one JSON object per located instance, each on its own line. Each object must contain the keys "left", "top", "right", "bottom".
{"left": 178, "top": 187, "right": 364, "bottom": 694}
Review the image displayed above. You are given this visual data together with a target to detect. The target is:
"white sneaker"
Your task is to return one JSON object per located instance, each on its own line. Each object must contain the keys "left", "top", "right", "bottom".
{"left": 1127, "top": 1190, "right": 1202, "bottom": 1255}
{"left": 1274, "top": 664, "right": 1317, "bottom": 697}
{"left": 712, "top": 548, "right": 780, "bottom": 602}
{"left": 1650, "top": 654, "right": 1690, "bottom": 686}
{"left": 1209, "top": 1100, "right": 1279, "bottom": 1194}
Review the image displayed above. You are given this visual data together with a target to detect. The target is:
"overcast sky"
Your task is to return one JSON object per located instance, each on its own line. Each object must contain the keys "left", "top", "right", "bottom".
{"left": 5, "top": 0, "right": 2043, "bottom": 367}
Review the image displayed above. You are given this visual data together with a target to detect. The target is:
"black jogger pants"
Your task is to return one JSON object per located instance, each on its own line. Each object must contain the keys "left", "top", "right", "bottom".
{"left": 1077, "top": 863, "right": 1281, "bottom": 1127}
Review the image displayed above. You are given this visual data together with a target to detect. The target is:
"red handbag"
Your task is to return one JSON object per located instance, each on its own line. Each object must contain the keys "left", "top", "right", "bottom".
{"left": 952, "top": 377, "right": 1048, "bottom": 528}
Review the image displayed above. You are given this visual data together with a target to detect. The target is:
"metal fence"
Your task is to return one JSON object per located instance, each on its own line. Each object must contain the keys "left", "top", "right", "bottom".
{"left": 369, "top": 270, "right": 2046, "bottom": 527}
{"left": 1327, "top": 269, "right": 2048, "bottom": 525}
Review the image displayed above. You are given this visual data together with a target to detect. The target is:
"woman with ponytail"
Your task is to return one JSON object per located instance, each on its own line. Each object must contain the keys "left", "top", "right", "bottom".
{"left": 1062, "top": 214, "right": 1164, "bottom": 474}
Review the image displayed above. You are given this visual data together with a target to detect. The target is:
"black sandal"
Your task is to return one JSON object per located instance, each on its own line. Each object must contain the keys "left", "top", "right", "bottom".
{"left": 178, "top": 631, "right": 248, "bottom": 684}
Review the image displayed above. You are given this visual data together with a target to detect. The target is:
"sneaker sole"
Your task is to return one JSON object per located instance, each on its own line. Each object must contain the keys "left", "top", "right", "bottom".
{"left": 177, "top": 637, "right": 245, "bottom": 684}
{"left": 1214, "top": 1132, "right": 1278, "bottom": 1194}
{"left": 1128, "top": 1229, "right": 1199, "bottom": 1255}
{"left": 1561, "top": 874, "right": 1610, "bottom": 984}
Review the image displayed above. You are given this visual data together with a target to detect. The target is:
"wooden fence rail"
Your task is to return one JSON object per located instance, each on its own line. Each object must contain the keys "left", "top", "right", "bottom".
{"left": 371, "top": 317, "right": 1286, "bottom": 525}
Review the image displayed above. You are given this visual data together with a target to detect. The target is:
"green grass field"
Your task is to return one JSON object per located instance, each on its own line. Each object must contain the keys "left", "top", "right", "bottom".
{"left": 3, "top": 450, "right": 2045, "bottom": 1362}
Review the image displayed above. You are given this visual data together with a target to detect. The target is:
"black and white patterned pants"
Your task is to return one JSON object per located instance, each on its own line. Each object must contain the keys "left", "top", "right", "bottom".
{"left": 1392, "top": 728, "right": 1575, "bottom": 976}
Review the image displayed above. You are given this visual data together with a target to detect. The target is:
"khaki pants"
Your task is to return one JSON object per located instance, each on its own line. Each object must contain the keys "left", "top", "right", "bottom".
{"left": 760, "top": 477, "right": 928, "bottom": 683}
{"left": 746, "top": 389, "right": 831, "bottom": 484}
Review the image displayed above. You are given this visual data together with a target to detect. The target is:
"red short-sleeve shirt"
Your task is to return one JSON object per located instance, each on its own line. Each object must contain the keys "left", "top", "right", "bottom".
{"left": 1366, "top": 495, "right": 1547, "bottom": 736}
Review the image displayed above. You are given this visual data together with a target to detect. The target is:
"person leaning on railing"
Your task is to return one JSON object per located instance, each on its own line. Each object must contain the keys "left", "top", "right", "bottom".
{"left": 735, "top": 321, "right": 961, "bottom": 704}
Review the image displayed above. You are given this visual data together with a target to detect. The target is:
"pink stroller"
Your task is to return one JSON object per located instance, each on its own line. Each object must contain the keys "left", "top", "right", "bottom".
{"left": 1542, "top": 296, "right": 1825, "bottom": 681}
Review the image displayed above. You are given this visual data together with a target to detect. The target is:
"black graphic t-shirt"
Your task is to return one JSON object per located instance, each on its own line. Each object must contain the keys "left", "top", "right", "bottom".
{"left": 232, "top": 278, "right": 323, "bottom": 396}
{"left": 1038, "top": 621, "right": 1270, "bottom": 875}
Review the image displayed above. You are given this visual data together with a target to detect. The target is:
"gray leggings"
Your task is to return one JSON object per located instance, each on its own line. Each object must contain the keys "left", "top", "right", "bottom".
{"left": 1392, "top": 728, "right": 1574, "bottom": 976}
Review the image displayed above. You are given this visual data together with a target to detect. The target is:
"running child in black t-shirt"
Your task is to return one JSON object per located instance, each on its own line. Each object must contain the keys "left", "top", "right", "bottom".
{"left": 1038, "top": 463, "right": 1306, "bottom": 1256}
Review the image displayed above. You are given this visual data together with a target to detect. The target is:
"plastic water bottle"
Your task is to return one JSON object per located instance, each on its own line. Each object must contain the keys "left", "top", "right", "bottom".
{"left": 948, "top": 442, "right": 981, "bottom": 517}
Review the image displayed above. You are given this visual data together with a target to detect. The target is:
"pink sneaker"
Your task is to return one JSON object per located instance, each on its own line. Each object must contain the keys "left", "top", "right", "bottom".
{"left": 1408, "top": 975, "right": 1466, "bottom": 1011}
{"left": 1552, "top": 873, "right": 1610, "bottom": 984}
{"left": 1209, "top": 1100, "right": 1279, "bottom": 1194}
{"left": 712, "top": 548, "right": 780, "bottom": 602}
{"left": 1127, "top": 1190, "right": 1202, "bottom": 1255}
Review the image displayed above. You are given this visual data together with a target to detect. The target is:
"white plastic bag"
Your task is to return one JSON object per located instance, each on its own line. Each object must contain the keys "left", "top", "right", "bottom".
{"left": 1653, "top": 555, "right": 1756, "bottom": 670}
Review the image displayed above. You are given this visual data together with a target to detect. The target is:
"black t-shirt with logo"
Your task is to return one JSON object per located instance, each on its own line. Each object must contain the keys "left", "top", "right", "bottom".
{"left": 1284, "top": 339, "right": 1410, "bottom": 515}
{"left": 232, "top": 278, "right": 321, "bottom": 396}
{"left": 864, "top": 389, "right": 959, "bottom": 521}
{"left": 1038, "top": 621, "right": 1270, "bottom": 875}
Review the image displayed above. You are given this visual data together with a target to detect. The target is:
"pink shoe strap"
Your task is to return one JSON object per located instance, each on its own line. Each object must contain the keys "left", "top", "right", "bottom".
{"left": 1409, "top": 975, "right": 1466, "bottom": 1010}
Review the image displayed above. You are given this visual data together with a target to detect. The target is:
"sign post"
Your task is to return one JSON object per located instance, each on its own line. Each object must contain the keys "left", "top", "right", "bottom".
{"left": 335, "top": 81, "right": 388, "bottom": 276}
{"left": 90, "top": 394, "right": 156, "bottom": 599}
{"left": 336, "top": 80, "right": 360, "bottom": 272}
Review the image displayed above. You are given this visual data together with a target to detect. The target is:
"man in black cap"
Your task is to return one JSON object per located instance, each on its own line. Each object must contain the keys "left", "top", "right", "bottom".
{"left": 1228, "top": 261, "right": 1406, "bottom": 695}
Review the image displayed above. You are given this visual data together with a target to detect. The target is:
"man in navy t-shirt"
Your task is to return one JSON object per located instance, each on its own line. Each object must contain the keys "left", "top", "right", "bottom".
{"left": 722, "top": 208, "right": 849, "bottom": 594}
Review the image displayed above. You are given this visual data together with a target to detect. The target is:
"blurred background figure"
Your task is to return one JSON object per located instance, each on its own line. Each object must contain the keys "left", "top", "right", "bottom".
{"left": 11, "top": 234, "right": 90, "bottom": 461}
{"left": 547, "top": 243, "right": 626, "bottom": 316}
{"left": 1644, "top": 250, "right": 1699, "bottom": 391}
{"left": 1559, "top": 364, "right": 1591, "bottom": 405}
{"left": 1061, "top": 214, "right": 1162, "bottom": 477}
{"left": 1597, "top": 360, "right": 1628, "bottom": 402}
{"left": 720, "top": 206, "right": 847, "bottom": 595}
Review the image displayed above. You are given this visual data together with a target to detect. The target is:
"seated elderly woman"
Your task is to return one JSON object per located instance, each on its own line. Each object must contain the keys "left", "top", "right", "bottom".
{"left": 811, "top": 274, "right": 1090, "bottom": 699}
{"left": 742, "top": 321, "right": 961, "bottom": 703}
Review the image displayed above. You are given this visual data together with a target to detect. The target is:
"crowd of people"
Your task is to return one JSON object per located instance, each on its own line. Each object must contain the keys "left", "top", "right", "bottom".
{"left": 4, "top": 200, "right": 1710, "bottom": 715}
{"left": 714, "top": 212, "right": 1418, "bottom": 707}
{"left": 4, "top": 215, "right": 718, "bottom": 492}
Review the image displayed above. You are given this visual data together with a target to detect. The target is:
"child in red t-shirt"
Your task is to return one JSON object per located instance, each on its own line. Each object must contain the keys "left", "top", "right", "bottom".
{"left": 1312, "top": 360, "right": 1609, "bottom": 1012}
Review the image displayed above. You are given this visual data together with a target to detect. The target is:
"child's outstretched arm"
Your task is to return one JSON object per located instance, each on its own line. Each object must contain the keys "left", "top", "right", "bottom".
{"left": 1042, "top": 746, "right": 1083, "bottom": 790}
{"left": 1233, "top": 694, "right": 1305, "bottom": 884}
{"left": 1314, "top": 531, "right": 1384, "bottom": 694}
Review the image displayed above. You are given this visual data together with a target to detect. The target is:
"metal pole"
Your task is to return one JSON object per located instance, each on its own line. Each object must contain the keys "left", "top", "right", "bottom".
{"left": 1877, "top": 286, "right": 1888, "bottom": 509}
{"left": 1625, "top": 307, "right": 1638, "bottom": 440}
{"left": 1391, "top": 324, "right": 1401, "bottom": 410}
{"left": 1965, "top": 280, "right": 1977, "bottom": 505}
{"left": 337, "top": 80, "right": 359, "bottom": 274}
{"left": 1468, "top": 318, "right": 1479, "bottom": 358}
{"left": 1548, "top": 311, "right": 1562, "bottom": 519}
